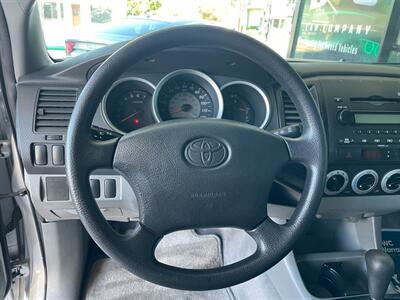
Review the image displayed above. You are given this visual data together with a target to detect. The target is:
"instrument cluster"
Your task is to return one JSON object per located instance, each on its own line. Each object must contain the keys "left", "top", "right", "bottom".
{"left": 102, "top": 69, "right": 271, "bottom": 134}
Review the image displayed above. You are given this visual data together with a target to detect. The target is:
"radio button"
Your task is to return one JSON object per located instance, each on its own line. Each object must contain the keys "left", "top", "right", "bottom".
{"left": 355, "top": 138, "right": 369, "bottom": 144}
{"left": 333, "top": 97, "right": 343, "bottom": 103}
{"left": 338, "top": 148, "right": 361, "bottom": 160}
{"left": 363, "top": 138, "right": 370, "bottom": 144}
{"left": 343, "top": 138, "right": 354, "bottom": 144}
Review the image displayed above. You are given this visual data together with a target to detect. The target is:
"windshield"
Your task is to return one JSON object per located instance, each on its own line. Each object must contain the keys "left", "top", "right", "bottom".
{"left": 39, "top": 0, "right": 400, "bottom": 64}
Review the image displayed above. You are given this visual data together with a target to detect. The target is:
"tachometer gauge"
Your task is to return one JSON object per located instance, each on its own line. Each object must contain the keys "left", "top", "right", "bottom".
{"left": 153, "top": 69, "right": 223, "bottom": 122}
{"left": 102, "top": 78, "right": 155, "bottom": 134}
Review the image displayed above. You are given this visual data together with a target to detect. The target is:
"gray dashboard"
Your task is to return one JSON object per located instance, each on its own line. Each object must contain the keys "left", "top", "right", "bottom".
{"left": 15, "top": 44, "right": 400, "bottom": 221}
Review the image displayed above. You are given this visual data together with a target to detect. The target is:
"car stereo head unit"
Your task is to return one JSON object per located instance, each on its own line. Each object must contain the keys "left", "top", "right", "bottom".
{"left": 321, "top": 77, "right": 400, "bottom": 163}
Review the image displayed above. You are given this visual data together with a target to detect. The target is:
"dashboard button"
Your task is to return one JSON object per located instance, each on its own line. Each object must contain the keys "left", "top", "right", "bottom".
{"left": 355, "top": 138, "right": 369, "bottom": 144}
{"left": 34, "top": 144, "right": 47, "bottom": 165}
{"left": 338, "top": 148, "right": 361, "bottom": 160}
{"left": 52, "top": 145, "right": 65, "bottom": 165}
{"left": 90, "top": 179, "right": 100, "bottom": 198}
{"left": 343, "top": 138, "right": 354, "bottom": 144}
{"left": 333, "top": 97, "right": 343, "bottom": 103}
{"left": 104, "top": 179, "right": 116, "bottom": 198}
{"left": 45, "top": 135, "right": 63, "bottom": 141}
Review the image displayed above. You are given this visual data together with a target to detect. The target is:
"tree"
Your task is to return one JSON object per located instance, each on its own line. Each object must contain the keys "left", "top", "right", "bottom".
{"left": 127, "top": 0, "right": 162, "bottom": 17}
{"left": 198, "top": 7, "right": 220, "bottom": 22}
{"left": 146, "top": 0, "right": 162, "bottom": 15}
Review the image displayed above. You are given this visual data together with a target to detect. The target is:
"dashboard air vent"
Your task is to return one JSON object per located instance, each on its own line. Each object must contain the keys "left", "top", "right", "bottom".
{"left": 34, "top": 89, "right": 78, "bottom": 132}
{"left": 281, "top": 91, "right": 301, "bottom": 126}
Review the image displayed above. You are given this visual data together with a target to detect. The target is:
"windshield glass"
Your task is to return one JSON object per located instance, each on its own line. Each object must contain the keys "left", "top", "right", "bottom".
{"left": 39, "top": 0, "right": 400, "bottom": 63}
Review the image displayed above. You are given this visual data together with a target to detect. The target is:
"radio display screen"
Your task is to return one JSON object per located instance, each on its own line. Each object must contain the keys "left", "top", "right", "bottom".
{"left": 362, "top": 149, "right": 384, "bottom": 160}
{"left": 354, "top": 113, "right": 400, "bottom": 124}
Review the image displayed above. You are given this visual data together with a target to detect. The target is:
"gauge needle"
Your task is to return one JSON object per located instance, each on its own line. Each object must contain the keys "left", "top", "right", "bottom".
{"left": 118, "top": 111, "right": 141, "bottom": 124}
{"left": 170, "top": 108, "right": 183, "bottom": 115}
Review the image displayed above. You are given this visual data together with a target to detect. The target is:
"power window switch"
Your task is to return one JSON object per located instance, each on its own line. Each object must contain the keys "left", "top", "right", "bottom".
{"left": 34, "top": 144, "right": 47, "bottom": 165}
{"left": 104, "top": 179, "right": 116, "bottom": 198}
{"left": 90, "top": 179, "right": 101, "bottom": 198}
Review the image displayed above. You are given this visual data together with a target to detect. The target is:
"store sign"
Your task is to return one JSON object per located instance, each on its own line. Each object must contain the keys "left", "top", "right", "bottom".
{"left": 292, "top": 0, "right": 394, "bottom": 62}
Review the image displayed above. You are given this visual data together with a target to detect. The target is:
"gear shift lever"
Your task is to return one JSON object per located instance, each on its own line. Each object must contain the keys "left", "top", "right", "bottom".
{"left": 365, "top": 249, "right": 395, "bottom": 300}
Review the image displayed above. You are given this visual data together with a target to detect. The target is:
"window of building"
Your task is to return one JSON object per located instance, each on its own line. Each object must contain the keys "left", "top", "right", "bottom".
{"left": 43, "top": 2, "right": 58, "bottom": 19}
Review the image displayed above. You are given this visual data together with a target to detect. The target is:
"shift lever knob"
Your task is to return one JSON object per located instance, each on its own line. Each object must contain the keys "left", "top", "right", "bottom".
{"left": 365, "top": 249, "right": 395, "bottom": 300}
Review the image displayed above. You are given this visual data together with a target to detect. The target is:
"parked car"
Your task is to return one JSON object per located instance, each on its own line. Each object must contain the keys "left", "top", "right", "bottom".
{"left": 65, "top": 18, "right": 195, "bottom": 56}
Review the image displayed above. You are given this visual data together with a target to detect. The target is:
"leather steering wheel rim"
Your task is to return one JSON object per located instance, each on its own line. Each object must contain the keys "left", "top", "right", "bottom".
{"left": 66, "top": 25, "right": 327, "bottom": 291}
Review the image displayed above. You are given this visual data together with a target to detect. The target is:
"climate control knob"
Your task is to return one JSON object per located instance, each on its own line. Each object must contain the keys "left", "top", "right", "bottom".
{"left": 352, "top": 170, "right": 379, "bottom": 195}
{"left": 381, "top": 170, "right": 400, "bottom": 194}
{"left": 325, "top": 170, "right": 349, "bottom": 195}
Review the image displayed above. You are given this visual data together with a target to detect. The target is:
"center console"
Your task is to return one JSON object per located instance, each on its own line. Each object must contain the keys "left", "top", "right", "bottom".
{"left": 319, "top": 76, "right": 400, "bottom": 197}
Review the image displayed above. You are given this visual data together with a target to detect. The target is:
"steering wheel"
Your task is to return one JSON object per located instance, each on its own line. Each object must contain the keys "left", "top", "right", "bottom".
{"left": 66, "top": 25, "right": 327, "bottom": 291}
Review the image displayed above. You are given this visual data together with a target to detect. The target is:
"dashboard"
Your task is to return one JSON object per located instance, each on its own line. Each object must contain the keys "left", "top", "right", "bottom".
{"left": 14, "top": 44, "right": 400, "bottom": 222}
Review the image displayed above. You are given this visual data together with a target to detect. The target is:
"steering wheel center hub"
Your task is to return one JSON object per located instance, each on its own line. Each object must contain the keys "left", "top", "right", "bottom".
{"left": 113, "top": 119, "right": 289, "bottom": 234}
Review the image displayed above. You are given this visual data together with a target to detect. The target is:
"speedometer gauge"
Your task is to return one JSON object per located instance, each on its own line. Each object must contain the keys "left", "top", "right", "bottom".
{"left": 153, "top": 69, "right": 223, "bottom": 122}
{"left": 160, "top": 81, "right": 214, "bottom": 120}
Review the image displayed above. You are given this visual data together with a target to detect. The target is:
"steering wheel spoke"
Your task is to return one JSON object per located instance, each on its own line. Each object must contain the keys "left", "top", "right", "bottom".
{"left": 84, "top": 138, "right": 119, "bottom": 171}
{"left": 282, "top": 135, "right": 313, "bottom": 165}
{"left": 247, "top": 217, "right": 289, "bottom": 250}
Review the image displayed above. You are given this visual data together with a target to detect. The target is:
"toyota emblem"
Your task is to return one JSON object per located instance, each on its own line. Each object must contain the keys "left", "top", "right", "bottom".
{"left": 185, "top": 138, "right": 228, "bottom": 168}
